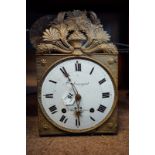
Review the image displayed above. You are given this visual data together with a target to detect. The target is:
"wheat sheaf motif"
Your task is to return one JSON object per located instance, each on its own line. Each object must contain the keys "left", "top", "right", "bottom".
{"left": 37, "top": 10, "right": 117, "bottom": 55}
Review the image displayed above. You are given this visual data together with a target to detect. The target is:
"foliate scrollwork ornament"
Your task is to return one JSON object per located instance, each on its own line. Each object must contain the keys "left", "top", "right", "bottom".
{"left": 37, "top": 10, "right": 118, "bottom": 55}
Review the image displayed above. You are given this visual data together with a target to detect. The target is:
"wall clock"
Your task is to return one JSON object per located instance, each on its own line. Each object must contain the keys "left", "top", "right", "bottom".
{"left": 30, "top": 10, "right": 118, "bottom": 135}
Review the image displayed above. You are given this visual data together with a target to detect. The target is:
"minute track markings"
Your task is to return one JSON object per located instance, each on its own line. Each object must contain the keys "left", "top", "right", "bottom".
{"left": 89, "top": 67, "right": 94, "bottom": 75}
{"left": 90, "top": 116, "right": 95, "bottom": 121}
{"left": 49, "top": 80, "right": 57, "bottom": 84}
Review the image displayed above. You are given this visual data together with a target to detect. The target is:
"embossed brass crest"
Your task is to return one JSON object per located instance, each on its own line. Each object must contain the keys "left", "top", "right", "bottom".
{"left": 32, "top": 10, "right": 117, "bottom": 55}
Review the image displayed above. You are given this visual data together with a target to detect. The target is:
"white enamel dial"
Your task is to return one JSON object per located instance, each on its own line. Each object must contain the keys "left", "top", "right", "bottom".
{"left": 40, "top": 57, "right": 116, "bottom": 133}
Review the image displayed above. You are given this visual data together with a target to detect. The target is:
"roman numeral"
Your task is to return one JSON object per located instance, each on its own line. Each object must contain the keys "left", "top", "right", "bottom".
{"left": 98, "top": 78, "right": 106, "bottom": 85}
{"left": 97, "top": 105, "right": 106, "bottom": 113}
{"left": 49, "top": 80, "right": 57, "bottom": 84}
{"left": 59, "top": 115, "right": 68, "bottom": 123}
{"left": 44, "top": 94, "right": 53, "bottom": 98}
{"left": 89, "top": 67, "right": 94, "bottom": 75}
{"left": 60, "top": 67, "right": 69, "bottom": 77}
{"left": 75, "top": 118, "right": 80, "bottom": 127}
{"left": 49, "top": 105, "right": 57, "bottom": 114}
{"left": 75, "top": 61, "right": 81, "bottom": 71}
{"left": 102, "top": 92, "right": 110, "bottom": 98}
{"left": 90, "top": 116, "right": 95, "bottom": 121}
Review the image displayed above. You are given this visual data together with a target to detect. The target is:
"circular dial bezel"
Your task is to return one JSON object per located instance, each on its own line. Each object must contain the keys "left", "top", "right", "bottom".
{"left": 38, "top": 56, "right": 117, "bottom": 133}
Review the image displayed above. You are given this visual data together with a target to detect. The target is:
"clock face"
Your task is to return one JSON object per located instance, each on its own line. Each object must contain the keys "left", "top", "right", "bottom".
{"left": 39, "top": 57, "right": 116, "bottom": 133}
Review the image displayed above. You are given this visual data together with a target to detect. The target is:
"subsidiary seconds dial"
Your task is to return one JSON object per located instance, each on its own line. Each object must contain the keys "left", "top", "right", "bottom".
{"left": 39, "top": 57, "right": 116, "bottom": 133}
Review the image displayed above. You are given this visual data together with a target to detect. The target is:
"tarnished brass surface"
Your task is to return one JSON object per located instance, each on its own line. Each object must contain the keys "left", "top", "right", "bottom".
{"left": 31, "top": 10, "right": 118, "bottom": 135}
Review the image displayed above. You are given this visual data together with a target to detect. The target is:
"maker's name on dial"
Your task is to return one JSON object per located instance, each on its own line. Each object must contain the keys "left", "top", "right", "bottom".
{"left": 66, "top": 81, "right": 90, "bottom": 86}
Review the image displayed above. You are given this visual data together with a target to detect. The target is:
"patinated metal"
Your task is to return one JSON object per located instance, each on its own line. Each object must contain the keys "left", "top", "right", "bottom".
{"left": 30, "top": 10, "right": 118, "bottom": 135}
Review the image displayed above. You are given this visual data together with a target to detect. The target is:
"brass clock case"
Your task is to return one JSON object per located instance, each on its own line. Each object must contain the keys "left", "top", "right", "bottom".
{"left": 37, "top": 56, "right": 118, "bottom": 133}
{"left": 31, "top": 10, "right": 118, "bottom": 135}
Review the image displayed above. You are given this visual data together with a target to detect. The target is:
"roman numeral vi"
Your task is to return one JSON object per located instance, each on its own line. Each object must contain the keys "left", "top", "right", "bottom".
{"left": 75, "top": 118, "right": 80, "bottom": 127}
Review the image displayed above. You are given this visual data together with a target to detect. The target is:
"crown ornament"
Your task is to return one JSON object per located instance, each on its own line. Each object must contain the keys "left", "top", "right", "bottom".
{"left": 36, "top": 10, "right": 117, "bottom": 55}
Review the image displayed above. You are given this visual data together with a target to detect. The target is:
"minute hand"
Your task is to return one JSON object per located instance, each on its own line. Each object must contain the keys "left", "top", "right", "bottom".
{"left": 60, "top": 67, "right": 79, "bottom": 94}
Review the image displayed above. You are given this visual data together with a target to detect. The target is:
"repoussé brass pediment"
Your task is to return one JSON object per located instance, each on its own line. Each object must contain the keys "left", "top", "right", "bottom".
{"left": 32, "top": 10, "right": 117, "bottom": 55}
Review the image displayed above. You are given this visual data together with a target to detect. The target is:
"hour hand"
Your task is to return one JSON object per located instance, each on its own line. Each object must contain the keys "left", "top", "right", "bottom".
{"left": 60, "top": 67, "right": 69, "bottom": 78}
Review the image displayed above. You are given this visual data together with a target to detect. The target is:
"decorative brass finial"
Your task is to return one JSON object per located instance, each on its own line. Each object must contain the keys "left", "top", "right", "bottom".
{"left": 36, "top": 10, "right": 118, "bottom": 55}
